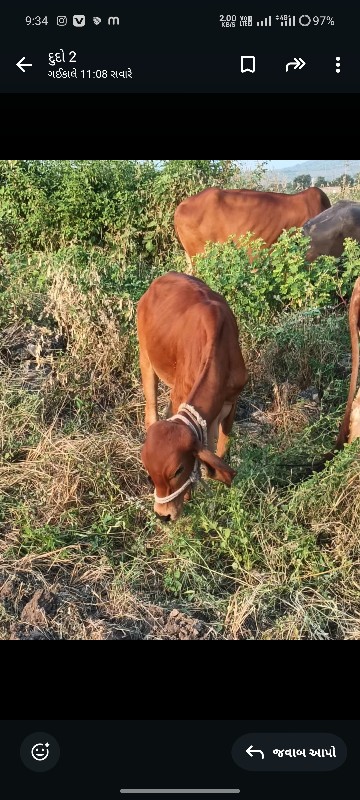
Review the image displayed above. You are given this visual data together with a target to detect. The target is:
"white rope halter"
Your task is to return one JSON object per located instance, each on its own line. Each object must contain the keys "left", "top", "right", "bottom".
{"left": 154, "top": 403, "right": 207, "bottom": 504}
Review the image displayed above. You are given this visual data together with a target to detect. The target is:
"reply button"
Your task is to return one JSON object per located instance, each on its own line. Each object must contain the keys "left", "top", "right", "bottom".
{"left": 231, "top": 733, "right": 347, "bottom": 771}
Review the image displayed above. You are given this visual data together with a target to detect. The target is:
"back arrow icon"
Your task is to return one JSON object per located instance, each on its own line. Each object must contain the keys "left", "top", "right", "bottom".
{"left": 286, "top": 57, "right": 306, "bottom": 72}
{"left": 246, "top": 745, "right": 265, "bottom": 759}
{"left": 16, "top": 57, "right": 33, "bottom": 72}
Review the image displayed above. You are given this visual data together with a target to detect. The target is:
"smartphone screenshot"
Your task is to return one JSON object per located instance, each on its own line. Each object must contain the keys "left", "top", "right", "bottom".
{"left": 1, "top": 720, "right": 356, "bottom": 800}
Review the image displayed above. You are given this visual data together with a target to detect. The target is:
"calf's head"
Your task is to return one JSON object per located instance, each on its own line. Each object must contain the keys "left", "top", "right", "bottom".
{"left": 141, "top": 420, "right": 236, "bottom": 521}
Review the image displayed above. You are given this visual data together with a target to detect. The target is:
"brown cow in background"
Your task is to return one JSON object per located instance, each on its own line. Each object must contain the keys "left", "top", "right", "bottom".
{"left": 174, "top": 186, "right": 331, "bottom": 267}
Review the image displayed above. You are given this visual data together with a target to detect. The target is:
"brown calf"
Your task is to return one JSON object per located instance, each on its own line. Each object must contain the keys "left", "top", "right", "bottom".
{"left": 137, "top": 272, "right": 248, "bottom": 521}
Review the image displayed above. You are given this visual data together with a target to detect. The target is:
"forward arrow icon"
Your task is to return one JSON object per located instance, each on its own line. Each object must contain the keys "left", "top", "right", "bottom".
{"left": 286, "top": 57, "right": 306, "bottom": 72}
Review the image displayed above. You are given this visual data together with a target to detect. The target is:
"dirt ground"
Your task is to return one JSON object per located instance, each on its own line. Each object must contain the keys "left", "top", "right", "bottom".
{"left": 0, "top": 570, "right": 215, "bottom": 640}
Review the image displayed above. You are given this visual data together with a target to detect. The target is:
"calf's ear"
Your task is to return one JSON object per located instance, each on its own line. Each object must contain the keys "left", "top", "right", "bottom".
{"left": 196, "top": 447, "right": 236, "bottom": 486}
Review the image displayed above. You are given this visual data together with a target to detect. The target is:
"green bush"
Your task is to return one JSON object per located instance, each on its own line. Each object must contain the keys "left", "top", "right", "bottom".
{"left": 0, "top": 159, "right": 265, "bottom": 260}
{"left": 260, "top": 311, "right": 350, "bottom": 392}
{"left": 194, "top": 229, "right": 360, "bottom": 329}
{"left": 0, "top": 252, "right": 50, "bottom": 328}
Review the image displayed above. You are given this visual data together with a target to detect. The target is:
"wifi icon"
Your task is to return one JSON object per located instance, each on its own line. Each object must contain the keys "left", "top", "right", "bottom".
{"left": 93, "top": 16, "right": 101, "bottom": 24}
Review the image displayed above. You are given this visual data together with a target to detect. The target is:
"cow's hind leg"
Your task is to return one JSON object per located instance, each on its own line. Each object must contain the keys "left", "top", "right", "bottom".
{"left": 139, "top": 345, "right": 159, "bottom": 430}
{"left": 216, "top": 402, "right": 237, "bottom": 459}
{"left": 349, "top": 388, "right": 360, "bottom": 443}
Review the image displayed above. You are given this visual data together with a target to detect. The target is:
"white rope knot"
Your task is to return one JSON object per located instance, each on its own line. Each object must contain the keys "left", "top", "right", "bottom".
{"left": 154, "top": 403, "right": 207, "bottom": 505}
{"left": 177, "top": 403, "right": 208, "bottom": 448}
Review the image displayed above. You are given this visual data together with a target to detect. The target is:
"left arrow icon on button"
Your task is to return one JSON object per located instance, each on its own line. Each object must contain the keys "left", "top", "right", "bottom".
{"left": 16, "top": 57, "right": 33, "bottom": 72}
{"left": 246, "top": 745, "right": 265, "bottom": 759}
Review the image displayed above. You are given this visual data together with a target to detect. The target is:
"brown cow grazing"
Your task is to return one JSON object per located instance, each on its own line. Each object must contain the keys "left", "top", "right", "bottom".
{"left": 137, "top": 272, "right": 248, "bottom": 522}
{"left": 174, "top": 186, "right": 331, "bottom": 266}
{"left": 334, "top": 276, "right": 360, "bottom": 448}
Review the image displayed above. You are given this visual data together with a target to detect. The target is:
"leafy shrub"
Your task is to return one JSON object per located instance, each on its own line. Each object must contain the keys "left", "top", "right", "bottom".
{"left": 0, "top": 160, "right": 266, "bottom": 261}
{"left": 0, "top": 252, "right": 50, "bottom": 328}
{"left": 194, "top": 229, "right": 360, "bottom": 329}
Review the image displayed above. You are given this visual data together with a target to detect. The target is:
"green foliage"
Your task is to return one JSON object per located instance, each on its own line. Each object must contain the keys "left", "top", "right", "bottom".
{"left": 260, "top": 310, "right": 350, "bottom": 396}
{"left": 340, "top": 237, "right": 360, "bottom": 295}
{"left": 194, "top": 229, "right": 360, "bottom": 329}
{"left": 0, "top": 160, "right": 272, "bottom": 329}
{"left": 0, "top": 381, "right": 43, "bottom": 464}
{"left": 0, "top": 159, "right": 266, "bottom": 262}
{"left": 314, "top": 176, "right": 327, "bottom": 187}
{"left": 293, "top": 173, "right": 312, "bottom": 189}
{"left": 195, "top": 233, "right": 273, "bottom": 325}
{"left": 337, "top": 174, "right": 354, "bottom": 187}
{"left": 0, "top": 245, "right": 161, "bottom": 331}
{"left": 0, "top": 252, "right": 50, "bottom": 328}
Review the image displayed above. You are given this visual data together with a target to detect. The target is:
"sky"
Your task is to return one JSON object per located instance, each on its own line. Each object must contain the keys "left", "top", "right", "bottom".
{"left": 242, "top": 160, "right": 308, "bottom": 169}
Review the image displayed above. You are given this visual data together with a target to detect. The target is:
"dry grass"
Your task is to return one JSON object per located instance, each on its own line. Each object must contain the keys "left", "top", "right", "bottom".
{"left": 0, "top": 550, "right": 219, "bottom": 640}
{"left": 224, "top": 577, "right": 360, "bottom": 640}
{"left": 42, "top": 264, "right": 135, "bottom": 405}
{"left": 265, "top": 381, "right": 318, "bottom": 434}
{"left": 0, "top": 419, "right": 144, "bottom": 520}
{"left": 328, "top": 177, "right": 360, "bottom": 203}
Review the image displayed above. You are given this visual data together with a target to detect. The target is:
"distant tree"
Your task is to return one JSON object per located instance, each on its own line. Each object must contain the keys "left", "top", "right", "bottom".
{"left": 314, "top": 176, "right": 327, "bottom": 187}
{"left": 328, "top": 174, "right": 353, "bottom": 187}
{"left": 293, "top": 174, "right": 312, "bottom": 190}
{"left": 338, "top": 173, "right": 354, "bottom": 186}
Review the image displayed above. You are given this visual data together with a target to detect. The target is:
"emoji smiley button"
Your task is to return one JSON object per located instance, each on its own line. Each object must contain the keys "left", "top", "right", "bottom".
{"left": 20, "top": 732, "right": 60, "bottom": 772}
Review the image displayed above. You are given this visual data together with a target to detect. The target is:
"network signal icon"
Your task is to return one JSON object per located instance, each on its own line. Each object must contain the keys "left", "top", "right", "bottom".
{"left": 275, "top": 15, "right": 296, "bottom": 25}
{"left": 256, "top": 15, "right": 271, "bottom": 26}
{"left": 93, "top": 16, "right": 101, "bottom": 24}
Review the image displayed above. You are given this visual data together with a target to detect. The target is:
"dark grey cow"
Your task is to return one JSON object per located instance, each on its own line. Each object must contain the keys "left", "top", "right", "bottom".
{"left": 303, "top": 200, "right": 360, "bottom": 262}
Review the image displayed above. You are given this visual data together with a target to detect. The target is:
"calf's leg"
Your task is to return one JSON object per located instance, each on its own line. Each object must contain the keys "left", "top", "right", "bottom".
{"left": 139, "top": 345, "right": 159, "bottom": 430}
{"left": 216, "top": 402, "right": 237, "bottom": 458}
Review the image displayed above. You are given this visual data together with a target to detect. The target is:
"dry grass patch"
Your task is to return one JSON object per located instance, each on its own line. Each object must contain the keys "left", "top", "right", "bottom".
{"left": 43, "top": 263, "right": 136, "bottom": 405}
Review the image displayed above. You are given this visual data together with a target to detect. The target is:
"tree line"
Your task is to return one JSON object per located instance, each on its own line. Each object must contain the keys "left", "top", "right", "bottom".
{"left": 286, "top": 173, "right": 360, "bottom": 190}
